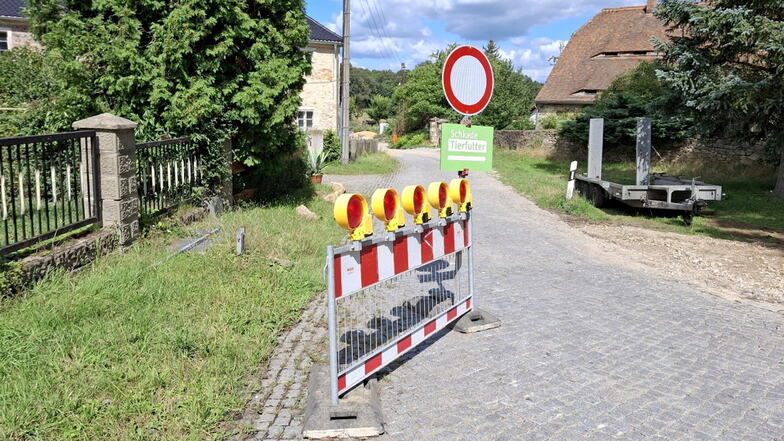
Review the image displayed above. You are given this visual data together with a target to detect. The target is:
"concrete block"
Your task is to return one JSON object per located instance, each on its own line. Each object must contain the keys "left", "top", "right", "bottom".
{"left": 302, "top": 364, "right": 384, "bottom": 439}
{"left": 118, "top": 218, "right": 140, "bottom": 245}
{"left": 100, "top": 174, "right": 137, "bottom": 200}
{"left": 102, "top": 198, "right": 140, "bottom": 224}
{"left": 453, "top": 308, "right": 502, "bottom": 333}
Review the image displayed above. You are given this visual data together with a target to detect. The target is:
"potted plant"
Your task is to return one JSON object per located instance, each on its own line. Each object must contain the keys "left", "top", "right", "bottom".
{"left": 307, "top": 149, "right": 328, "bottom": 184}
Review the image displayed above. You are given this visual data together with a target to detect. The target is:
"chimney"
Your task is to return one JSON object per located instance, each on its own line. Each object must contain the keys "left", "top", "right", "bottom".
{"left": 645, "top": 0, "right": 656, "bottom": 13}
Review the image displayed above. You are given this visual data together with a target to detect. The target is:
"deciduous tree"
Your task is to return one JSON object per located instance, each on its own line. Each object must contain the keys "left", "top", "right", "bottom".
{"left": 25, "top": 0, "right": 311, "bottom": 166}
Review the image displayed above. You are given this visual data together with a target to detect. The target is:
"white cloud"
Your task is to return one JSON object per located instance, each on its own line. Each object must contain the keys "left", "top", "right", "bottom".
{"left": 328, "top": 0, "right": 640, "bottom": 79}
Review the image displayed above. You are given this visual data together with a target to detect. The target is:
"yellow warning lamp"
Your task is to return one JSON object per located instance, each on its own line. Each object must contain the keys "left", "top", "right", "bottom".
{"left": 334, "top": 194, "right": 374, "bottom": 240}
{"left": 427, "top": 181, "right": 452, "bottom": 218}
{"left": 449, "top": 178, "right": 472, "bottom": 212}
{"left": 402, "top": 184, "right": 431, "bottom": 225}
{"left": 372, "top": 188, "right": 405, "bottom": 231}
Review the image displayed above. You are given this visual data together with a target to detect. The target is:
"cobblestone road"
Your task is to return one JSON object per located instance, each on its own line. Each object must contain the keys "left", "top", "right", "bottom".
{"left": 238, "top": 148, "right": 784, "bottom": 441}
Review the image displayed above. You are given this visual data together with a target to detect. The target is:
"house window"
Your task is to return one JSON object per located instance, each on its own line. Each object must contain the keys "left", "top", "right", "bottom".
{"left": 297, "top": 110, "right": 314, "bottom": 131}
{"left": 0, "top": 32, "right": 8, "bottom": 51}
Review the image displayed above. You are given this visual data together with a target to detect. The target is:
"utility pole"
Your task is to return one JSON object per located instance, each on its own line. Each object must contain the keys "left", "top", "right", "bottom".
{"left": 340, "top": 0, "right": 351, "bottom": 165}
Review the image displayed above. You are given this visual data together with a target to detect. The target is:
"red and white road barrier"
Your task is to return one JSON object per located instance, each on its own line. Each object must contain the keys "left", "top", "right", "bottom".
{"left": 326, "top": 213, "right": 474, "bottom": 404}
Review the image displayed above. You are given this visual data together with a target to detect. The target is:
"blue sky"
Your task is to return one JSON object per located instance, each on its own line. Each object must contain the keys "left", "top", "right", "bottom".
{"left": 305, "top": 0, "right": 644, "bottom": 82}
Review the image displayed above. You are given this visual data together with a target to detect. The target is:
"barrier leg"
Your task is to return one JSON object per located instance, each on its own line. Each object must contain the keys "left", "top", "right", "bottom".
{"left": 326, "top": 246, "right": 339, "bottom": 406}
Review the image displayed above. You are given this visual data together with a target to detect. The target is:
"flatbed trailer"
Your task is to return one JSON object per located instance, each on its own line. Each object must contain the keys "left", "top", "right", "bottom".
{"left": 574, "top": 118, "right": 723, "bottom": 225}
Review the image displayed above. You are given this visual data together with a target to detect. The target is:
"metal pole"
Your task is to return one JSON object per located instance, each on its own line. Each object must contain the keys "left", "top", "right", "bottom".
{"left": 326, "top": 245, "right": 340, "bottom": 405}
{"left": 340, "top": 0, "right": 351, "bottom": 165}
{"left": 466, "top": 212, "right": 475, "bottom": 310}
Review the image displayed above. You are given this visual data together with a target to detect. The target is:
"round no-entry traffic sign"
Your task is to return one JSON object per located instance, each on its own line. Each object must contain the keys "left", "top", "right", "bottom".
{"left": 442, "top": 45, "right": 494, "bottom": 116}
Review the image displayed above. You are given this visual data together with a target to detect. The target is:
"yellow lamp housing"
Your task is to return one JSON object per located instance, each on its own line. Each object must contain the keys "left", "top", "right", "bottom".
{"left": 402, "top": 185, "right": 431, "bottom": 225}
{"left": 372, "top": 188, "right": 405, "bottom": 232}
{"left": 427, "top": 181, "right": 453, "bottom": 218}
{"left": 449, "top": 178, "right": 473, "bottom": 212}
{"left": 334, "top": 193, "right": 374, "bottom": 240}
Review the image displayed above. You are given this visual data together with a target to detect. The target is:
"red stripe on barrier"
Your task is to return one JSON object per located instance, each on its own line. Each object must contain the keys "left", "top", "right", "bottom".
{"left": 334, "top": 254, "right": 343, "bottom": 298}
{"left": 463, "top": 220, "right": 469, "bottom": 247}
{"left": 444, "top": 222, "right": 455, "bottom": 254}
{"left": 421, "top": 229, "right": 434, "bottom": 264}
{"left": 447, "top": 306, "right": 457, "bottom": 321}
{"left": 360, "top": 245, "right": 379, "bottom": 287}
{"left": 424, "top": 319, "right": 437, "bottom": 336}
{"left": 397, "top": 334, "right": 412, "bottom": 352}
{"left": 365, "top": 353, "right": 383, "bottom": 374}
{"left": 338, "top": 374, "right": 346, "bottom": 391}
{"left": 393, "top": 236, "right": 409, "bottom": 274}
{"left": 467, "top": 297, "right": 471, "bottom": 310}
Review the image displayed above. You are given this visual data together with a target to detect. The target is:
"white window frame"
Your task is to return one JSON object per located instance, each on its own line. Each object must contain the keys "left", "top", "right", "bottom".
{"left": 0, "top": 29, "right": 11, "bottom": 52}
{"left": 297, "top": 109, "right": 315, "bottom": 131}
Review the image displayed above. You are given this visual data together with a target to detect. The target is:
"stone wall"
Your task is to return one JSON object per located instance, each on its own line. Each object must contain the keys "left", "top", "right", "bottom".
{"left": 663, "top": 137, "right": 769, "bottom": 164}
{"left": 21, "top": 229, "right": 120, "bottom": 286}
{"left": 496, "top": 129, "right": 772, "bottom": 165}
{"left": 301, "top": 42, "right": 339, "bottom": 132}
{"left": 495, "top": 130, "right": 582, "bottom": 157}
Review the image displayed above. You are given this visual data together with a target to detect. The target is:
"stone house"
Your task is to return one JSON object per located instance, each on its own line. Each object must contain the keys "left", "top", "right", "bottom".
{"left": 0, "top": 1, "right": 342, "bottom": 132}
{"left": 301, "top": 16, "right": 342, "bottom": 133}
{"left": 0, "top": 0, "right": 38, "bottom": 51}
{"left": 534, "top": 0, "right": 669, "bottom": 126}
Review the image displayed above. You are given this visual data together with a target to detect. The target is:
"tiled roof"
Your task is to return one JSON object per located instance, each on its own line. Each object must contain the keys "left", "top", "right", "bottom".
{"left": 0, "top": 0, "right": 25, "bottom": 18}
{"left": 307, "top": 15, "right": 342, "bottom": 44}
{"left": 535, "top": 3, "right": 670, "bottom": 105}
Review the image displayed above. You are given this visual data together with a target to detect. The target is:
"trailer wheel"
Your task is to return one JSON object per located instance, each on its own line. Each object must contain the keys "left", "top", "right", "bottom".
{"left": 589, "top": 184, "right": 607, "bottom": 208}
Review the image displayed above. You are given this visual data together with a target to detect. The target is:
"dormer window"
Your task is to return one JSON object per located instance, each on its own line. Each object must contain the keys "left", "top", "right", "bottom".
{"left": 571, "top": 89, "right": 600, "bottom": 96}
{"left": 592, "top": 50, "right": 657, "bottom": 58}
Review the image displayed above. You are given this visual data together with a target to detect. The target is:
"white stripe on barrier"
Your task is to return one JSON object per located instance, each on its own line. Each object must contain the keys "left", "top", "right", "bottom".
{"left": 407, "top": 234, "right": 422, "bottom": 269}
{"left": 339, "top": 251, "right": 362, "bottom": 297}
{"left": 431, "top": 226, "right": 445, "bottom": 259}
{"left": 454, "top": 220, "right": 465, "bottom": 249}
{"left": 377, "top": 242, "right": 395, "bottom": 280}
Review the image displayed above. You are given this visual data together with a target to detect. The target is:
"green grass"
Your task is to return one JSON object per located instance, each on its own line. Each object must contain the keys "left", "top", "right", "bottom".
{"left": 494, "top": 149, "right": 784, "bottom": 241}
{"left": 0, "top": 189, "right": 344, "bottom": 440}
{"left": 323, "top": 152, "right": 398, "bottom": 175}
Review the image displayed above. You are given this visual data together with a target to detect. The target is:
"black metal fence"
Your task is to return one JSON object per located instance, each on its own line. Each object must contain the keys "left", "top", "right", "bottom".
{"left": 0, "top": 131, "right": 100, "bottom": 255}
{"left": 136, "top": 138, "right": 204, "bottom": 216}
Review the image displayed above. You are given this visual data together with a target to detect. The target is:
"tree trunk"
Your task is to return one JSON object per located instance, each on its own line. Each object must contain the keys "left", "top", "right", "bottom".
{"left": 775, "top": 149, "right": 784, "bottom": 198}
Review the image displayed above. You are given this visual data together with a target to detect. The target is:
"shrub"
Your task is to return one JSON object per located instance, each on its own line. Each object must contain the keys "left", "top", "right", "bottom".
{"left": 323, "top": 129, "right": 340, "bottom": 162}
{"left": 540, "top": 116, "right": 560, "bottom": 130}
{"left": 392, "top": 132, "right": 429, "bottom": 149}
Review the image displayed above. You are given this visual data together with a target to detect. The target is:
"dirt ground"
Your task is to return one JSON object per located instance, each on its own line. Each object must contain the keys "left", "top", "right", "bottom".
{"left": 572, "top": 221, "right": 784, "bottom": 312}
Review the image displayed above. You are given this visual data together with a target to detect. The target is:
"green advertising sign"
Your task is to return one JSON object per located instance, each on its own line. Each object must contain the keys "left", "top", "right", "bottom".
{"left": 440, "top": 124, "right": 494, "bottom": 171}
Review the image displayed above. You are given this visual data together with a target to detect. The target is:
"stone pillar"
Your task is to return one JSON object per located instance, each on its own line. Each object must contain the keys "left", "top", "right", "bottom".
{"left": 587, "top": 118, "right": 604, "bottom": 179}
{"left": 73, "top": 113, "right": 140, "bottom": 246}
{"left": 636, "top": 117, "right": 652, "bottom": 185}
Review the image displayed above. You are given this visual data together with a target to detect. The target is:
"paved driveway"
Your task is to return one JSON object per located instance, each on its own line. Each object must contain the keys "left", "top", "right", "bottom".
{"left": 241, "top": 147, "right": 784, "bottom": 441}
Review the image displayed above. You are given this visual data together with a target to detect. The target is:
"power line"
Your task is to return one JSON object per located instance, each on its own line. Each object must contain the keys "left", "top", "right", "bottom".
{"left": 367, "top": 0, "right": 403, "bottom": 66}
{"left": 358, "top": 0, "right": 401, "bottom": 68}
